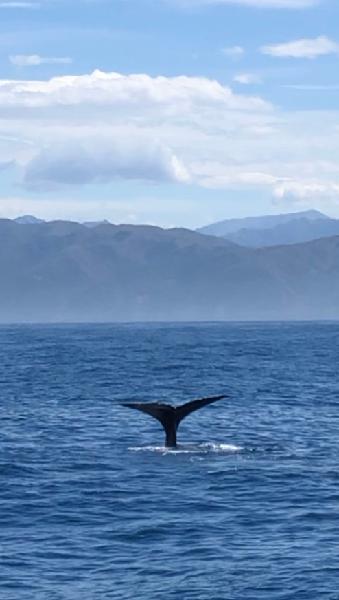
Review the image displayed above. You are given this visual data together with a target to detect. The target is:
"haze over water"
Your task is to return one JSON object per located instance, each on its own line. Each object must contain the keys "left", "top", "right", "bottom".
{"left": 1, "top": 322, "right": 339, "bottom": 599}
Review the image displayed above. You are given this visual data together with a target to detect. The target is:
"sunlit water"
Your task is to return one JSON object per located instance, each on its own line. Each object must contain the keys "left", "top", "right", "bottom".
{"left": 1, "top": 322, "right": 339, "bottom": 599}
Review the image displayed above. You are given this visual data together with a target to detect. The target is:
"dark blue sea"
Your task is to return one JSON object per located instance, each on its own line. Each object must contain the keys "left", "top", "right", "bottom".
{"left": 1, "top": 323, "right": 339, "bottom": 600}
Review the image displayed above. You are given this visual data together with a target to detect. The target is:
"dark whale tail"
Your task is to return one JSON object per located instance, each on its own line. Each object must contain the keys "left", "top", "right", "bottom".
{"left": 122, "top": 395, "right": 227, "bottom": 447}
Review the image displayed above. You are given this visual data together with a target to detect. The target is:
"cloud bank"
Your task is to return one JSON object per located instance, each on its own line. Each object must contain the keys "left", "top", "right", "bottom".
{"left": 24, "top": 141, "right": 189, "bottom": 188}
{"left": 0, "top": 69, "right": 338, "bottom": 205}
{"left": 0, "top": 69, "right": 269, "bottom": 111}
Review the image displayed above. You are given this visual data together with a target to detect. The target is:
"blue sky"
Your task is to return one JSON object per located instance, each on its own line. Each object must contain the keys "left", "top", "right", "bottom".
{"left": 0, "top": 0, "right": 338, "bottom": 226}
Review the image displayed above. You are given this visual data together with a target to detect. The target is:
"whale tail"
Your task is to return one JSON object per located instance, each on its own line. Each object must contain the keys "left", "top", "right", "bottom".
{"left": 122, "top": 394, "right": 227, "bottom": 447}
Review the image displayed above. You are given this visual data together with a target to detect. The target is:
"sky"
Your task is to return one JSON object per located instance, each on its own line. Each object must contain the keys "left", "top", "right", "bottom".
{"left": 0, "top": 0, "right": 338, "bottom": 227}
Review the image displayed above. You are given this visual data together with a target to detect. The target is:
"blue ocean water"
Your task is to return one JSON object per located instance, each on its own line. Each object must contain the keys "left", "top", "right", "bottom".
{"left": 1, "top": 322, "right": 339, "bottom": 600}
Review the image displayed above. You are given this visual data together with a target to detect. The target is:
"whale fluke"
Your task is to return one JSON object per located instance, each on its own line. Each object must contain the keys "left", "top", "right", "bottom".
{"left": 122, "top": 394, "right": 227, "bottom": 448}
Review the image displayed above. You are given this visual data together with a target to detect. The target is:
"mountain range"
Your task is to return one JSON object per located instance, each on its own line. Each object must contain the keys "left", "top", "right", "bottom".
{"left": 197, "top": 210, "right": 339, "bottom": 247}
{"left": 17, "top": 210, "right": 339, "bottom": 249}
{"left": 1, "top": 216, "right": 339, "bottom": 322}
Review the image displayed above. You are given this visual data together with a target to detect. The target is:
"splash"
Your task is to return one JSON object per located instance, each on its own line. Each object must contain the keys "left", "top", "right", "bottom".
{"left": 128, "top": 442, "right": 243, "bottom": 454}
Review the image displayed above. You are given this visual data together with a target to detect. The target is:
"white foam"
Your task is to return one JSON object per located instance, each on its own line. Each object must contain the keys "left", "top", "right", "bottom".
{"left": 202, "top": 442, "right": 243, "bottom": 453}
{"left": 128, "top": 442, "right": 243, "bottom": 455}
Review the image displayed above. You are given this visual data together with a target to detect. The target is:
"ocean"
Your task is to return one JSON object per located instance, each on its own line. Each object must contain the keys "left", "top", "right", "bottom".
{"left": 1, "top": 322, "right": 339, "bottom": 600}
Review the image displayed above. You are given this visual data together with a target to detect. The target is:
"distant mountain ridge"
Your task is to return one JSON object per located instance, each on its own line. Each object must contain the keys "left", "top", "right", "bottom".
{"left": 15, "top": 210, "right": 328, "bottom": 232}
{"left": 197, "top": 210, "right": 329, "bottom": 236}
{"left": 197, "top": 210, "right": 339, "bottom": 247}
{"left": 14, "top": 215, "right": 45, "bottom": 225}
{"left": 1, "top": 217, "right": 339, "bottom": 322}
{"left": 13, "top": 215, "right": 111, "bottom": 228}
{"left": 11, "top": 210, "right": 339, "bottom": 248}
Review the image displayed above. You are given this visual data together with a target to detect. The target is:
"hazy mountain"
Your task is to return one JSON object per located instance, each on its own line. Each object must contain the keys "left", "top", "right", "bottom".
{"left": 14, "top": 210, "right": 338, "bottom": 249}
{"left": 197, "top": 210, "right": 329, "bottom": 237}
{"left": 196, "top": 209, "right": 339, "bottom": 247}
{"left": 14, "top": 215, "right": 110, "bottom": 227}
{"left": 222, "top": 217, "right": 339, "bottom": 248}
{"left": 1, "top": 218, "right": 339, "bottom": 322}
{"left": 14, "top": 215, "right": 45, "bottom": 225}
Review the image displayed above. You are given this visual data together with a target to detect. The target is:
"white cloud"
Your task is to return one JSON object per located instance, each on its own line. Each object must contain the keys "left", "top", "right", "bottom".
{"left": 0, "top": 68, "right": 339, "bottom": 209}
{"left": 0, "top": 70, "right": 265, "bottom": 188}
{"left": 197, "top": 168, "right": 278, "bottom": 189}
{"left": 222, "top": 46, "right": 245, "bottom": 58}
{"left": 261, "top": 36, "right": 339, "bottom": 59}
{"left": 24, "top": 140, "right": 190, "bottom": 188}
{"left": 0, "top": 69, "right": 270, "bottom": 111}
{"left": 192, "top": 160, "right": 339, "bottom": 205}
{"left": 10, "top": 55, "right": 73, "bottom": 67}
{"left": 0, "top": 70, "right": 272, "bottom": 190}
{"left": 234, "top": 72, "right": 262, "bottom": 84}
{"left": 274, "top": 180, "right": 339, "bottom": 199}
{"left": 0, "top": 2, "right": 39, "bottom": 7}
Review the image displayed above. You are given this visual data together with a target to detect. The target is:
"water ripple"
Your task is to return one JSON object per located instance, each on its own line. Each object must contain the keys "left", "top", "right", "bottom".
{"left": 1, "top": 322, "right": 339, "bottom": 599}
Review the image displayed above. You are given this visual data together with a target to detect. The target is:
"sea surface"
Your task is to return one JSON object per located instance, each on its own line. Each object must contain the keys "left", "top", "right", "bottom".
{"left": 1, "top": 322, "right": 339, "bottom": 600}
